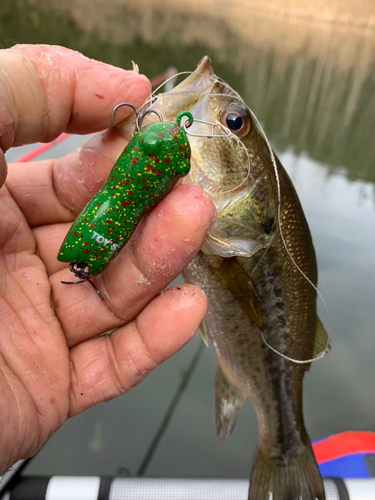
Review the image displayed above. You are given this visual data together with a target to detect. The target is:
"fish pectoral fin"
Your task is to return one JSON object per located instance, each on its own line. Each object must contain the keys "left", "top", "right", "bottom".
{"left": 313, "top": 316, "right": 331, "bottom": 358}
{"left": 197, "top": 321, "right": 209, "bottom": 347}
{"left": 202, "top": 231, "right": 265, "bottom": 258}
{"left": 214, "top": 361, "right": 246, "bottom": 440}
{"left": 209, "top": 258, "right": 263, "bottom": 329}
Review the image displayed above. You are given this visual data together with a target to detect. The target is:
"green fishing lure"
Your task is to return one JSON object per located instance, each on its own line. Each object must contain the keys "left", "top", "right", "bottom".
{"left": 58, "top": 110, "right": 193, "bottom": 296}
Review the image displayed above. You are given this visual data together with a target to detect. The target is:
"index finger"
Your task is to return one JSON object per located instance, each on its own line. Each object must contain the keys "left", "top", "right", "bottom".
{"left": 0, "top": 44, "right": 151, "bottom": 151}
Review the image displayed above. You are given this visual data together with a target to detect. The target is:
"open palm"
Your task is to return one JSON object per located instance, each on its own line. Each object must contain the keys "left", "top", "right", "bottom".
{"left": 0, "top": 45, "right": 214, "bottom": 474}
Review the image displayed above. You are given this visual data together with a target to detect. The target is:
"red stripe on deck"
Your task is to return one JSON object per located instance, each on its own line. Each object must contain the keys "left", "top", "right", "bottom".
{"left": 16, "top": 133, "right": 70, "bottom": 162}
{"left": 313, "top": 431, "right": 375, "bottom": 464}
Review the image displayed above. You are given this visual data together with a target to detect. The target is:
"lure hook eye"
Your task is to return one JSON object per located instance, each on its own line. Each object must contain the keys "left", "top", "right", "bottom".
{"left": 61, "top": 262, "right": 104, "bottom": 301}
{"left": 177, "top": 111, "right": 194, "bottom": 129}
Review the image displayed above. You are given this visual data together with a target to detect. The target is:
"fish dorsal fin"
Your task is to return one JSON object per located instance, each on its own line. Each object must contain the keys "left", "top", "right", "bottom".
{"left": 209, "top": 258, "right": 262, "bottom": 329}
{"left": 313, "top": 316, "right": 331, "bottom": 358}
{"left": 197, "top": 321, "right": 209, "bottom": 347}
{"left": 214, "top": 361, "right": 246, "bottom": 440}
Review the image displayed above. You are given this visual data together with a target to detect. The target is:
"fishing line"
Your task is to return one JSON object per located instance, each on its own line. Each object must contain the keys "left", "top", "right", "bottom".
{"left": 175, "top": 71, "right": 330, "bottom": 363}
{"left": 138, "top": 70, "right": 243, "bottom": 116}
{"left": 137, "top": 69, "right": 331, "bottom": 363}
{"left": 259, "top": 330, "right": 328, "bottom": 365}
{"left": 250, "top": 110, "right": 331, "bottom": 364}
{"left": 249, "top": 244, "right": 271, "bottom": 278}
{"left": 139, "top": 70, "right": 217, "bottom": 110}
{"left": 183, "top": 117, "right": 251, "bottom": 197}
{"left": 137, "top": 71, "right": 252, "bottom": 197}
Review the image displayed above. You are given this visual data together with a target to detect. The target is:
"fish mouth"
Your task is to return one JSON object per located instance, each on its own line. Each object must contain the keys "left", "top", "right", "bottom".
{"left": 118, "top": 56, "right": 216, "bottom": 138}
{"left": 167, "top": 55, "right": 215, "bottom": 92}
{"left": 120, "top": 55, "right": 242, "bottom": 137}
{"left": 141, "top": 55, "right": 218, "bottom": 124}
{"left": 141, "top": 56, "right": 247, "bottom": 154}
{"left": 120, "top": 58, "right": 272, "bottom": 260}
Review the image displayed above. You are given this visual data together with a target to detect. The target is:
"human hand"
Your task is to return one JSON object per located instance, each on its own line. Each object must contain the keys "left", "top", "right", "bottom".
{"left": 0, "top": 44, "right": 215, "bottom": 474}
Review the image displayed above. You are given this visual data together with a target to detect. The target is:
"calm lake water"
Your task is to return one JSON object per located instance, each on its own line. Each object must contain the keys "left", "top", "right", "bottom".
{"left": 1, "top": 0, "right": 375, "bottom": 480}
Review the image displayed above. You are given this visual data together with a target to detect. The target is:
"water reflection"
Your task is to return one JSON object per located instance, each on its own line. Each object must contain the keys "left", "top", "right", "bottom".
{"left": 1, "top": 0, "right": 375, "bottom": 480}
{"left": 2, "top": 0, "right": 375, "bottom": 189}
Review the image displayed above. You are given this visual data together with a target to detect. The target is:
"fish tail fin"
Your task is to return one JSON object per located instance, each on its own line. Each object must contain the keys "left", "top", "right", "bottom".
{"left": 249, "top": 445, "right": 325, "bottom": 500}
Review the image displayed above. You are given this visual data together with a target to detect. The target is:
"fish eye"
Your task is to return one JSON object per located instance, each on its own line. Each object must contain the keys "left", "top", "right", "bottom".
{"left": 220, "top": 106, "right": 251, "bottom": 138}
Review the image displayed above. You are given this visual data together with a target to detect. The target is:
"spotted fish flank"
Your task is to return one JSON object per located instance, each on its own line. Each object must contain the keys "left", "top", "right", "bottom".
{"left": 58, "top": 112, "right": 192, "bottom": 276}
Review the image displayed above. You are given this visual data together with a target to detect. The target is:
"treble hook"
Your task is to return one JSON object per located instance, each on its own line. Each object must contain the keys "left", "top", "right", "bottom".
{"left": 110, "top": 103, "right": 141, "bottom": 133}
{"left": 61, "top": 262, "right": 104, "bottom": 301}
{"left": 110, "top": 104, "right": 164, "bottom": 136}
{"left": 138, "top": 109, "right": 163, "bottom": 128}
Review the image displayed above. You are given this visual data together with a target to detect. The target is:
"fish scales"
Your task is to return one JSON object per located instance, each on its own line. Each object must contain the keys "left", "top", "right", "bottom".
{"left": 130, "top": 56, "right": 328, "bottom": 500}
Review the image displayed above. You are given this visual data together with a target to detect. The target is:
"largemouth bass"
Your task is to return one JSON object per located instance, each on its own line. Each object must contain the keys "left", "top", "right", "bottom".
{"left": 127, "top": 57, "right": 329, "bottom": 500}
